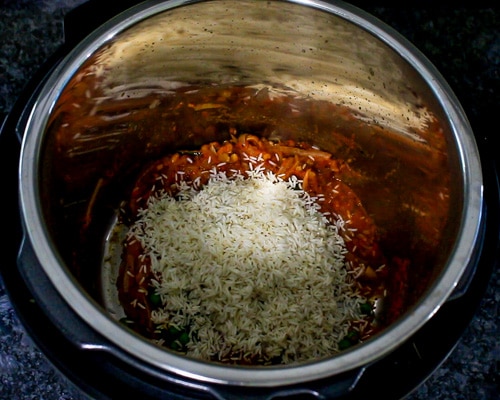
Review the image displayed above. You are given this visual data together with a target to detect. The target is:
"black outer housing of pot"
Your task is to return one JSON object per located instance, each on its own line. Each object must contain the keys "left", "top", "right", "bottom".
{"left": 1, "top": 1, "right": 499, "bottom": 399}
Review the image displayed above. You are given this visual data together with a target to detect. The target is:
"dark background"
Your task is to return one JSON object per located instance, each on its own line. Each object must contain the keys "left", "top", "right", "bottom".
{"left": 1, "top": 1, "right": 498, "bottom": 399}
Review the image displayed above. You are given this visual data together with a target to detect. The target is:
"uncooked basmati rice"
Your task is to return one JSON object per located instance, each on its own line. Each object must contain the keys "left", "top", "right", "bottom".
{"left": 127, "top": 167, "right": 367, "bottom": 364}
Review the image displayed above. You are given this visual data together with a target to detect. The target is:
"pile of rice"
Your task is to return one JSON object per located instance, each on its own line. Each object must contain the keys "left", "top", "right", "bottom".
{"left": 127, "top": 166, "right": 367, "bottom": 364}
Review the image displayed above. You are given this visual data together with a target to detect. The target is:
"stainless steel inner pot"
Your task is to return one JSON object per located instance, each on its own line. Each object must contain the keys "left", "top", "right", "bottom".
{"left": 18, "top": 0, "right": 483, "bottom": 390}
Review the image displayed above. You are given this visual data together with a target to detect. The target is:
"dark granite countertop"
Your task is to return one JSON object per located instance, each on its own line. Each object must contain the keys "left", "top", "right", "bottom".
{"left": 1, "top": 1, "right": 498, "bottom": 399}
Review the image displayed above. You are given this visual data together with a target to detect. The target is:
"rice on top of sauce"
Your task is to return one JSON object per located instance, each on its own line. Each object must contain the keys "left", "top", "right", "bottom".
{"left": 127, "top": 166, "right": 367, "bottom": 364}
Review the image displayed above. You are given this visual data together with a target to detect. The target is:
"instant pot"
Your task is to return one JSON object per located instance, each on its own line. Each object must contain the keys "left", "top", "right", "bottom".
{"left": 1, "top": 1, "right": 498, "bottom": 399}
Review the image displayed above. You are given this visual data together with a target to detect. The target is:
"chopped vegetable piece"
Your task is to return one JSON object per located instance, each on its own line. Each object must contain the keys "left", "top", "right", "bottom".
{"left": 360, "top": 302, "right": 373, "bottom": 315}
{"left": 178, "top": 332, "right": 190, "bottom": 345}
{"left": 148, "top": 290, "right": 162, "bottom": 307}
{"left": 338, "top": 339, "right": 352, "bottom": 350}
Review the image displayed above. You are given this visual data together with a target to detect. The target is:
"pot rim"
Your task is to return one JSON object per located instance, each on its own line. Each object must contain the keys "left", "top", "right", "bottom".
{"left": 18, "top": 0, "right": 484, "bottom": 387}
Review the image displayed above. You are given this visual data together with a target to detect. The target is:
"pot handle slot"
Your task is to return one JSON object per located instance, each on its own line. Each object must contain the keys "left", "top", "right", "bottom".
{"left": 16, "top": 235, "right": 116, "bottom": 351}
{"left": 206, "top": 367, "right": 366, "bottom": 400}
{"left": 446, "top": 202, "right": 486, "bottom": 302}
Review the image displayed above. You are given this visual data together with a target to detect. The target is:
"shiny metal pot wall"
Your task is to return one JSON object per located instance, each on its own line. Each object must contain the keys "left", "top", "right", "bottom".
{"left": 19, "top": 0, "right": 483, "bottom": 390}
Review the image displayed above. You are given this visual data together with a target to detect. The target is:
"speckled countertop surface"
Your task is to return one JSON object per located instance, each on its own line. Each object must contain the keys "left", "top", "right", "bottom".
{"left": 0, "top": 1, "right": 499, "bottom": 399}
